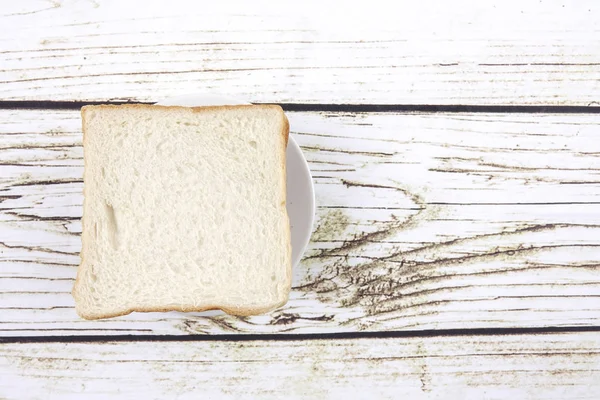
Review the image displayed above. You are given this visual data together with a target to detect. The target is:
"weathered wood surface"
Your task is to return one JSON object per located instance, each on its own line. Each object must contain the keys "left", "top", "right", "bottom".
{"left": 2, "top": 0, "right": 600, "bottom": 105}
{"left": 1, "top": 109, "right": 599, "bottom": 335}
{"left": 1, "top": 332, "right": 599, "bottom": 399}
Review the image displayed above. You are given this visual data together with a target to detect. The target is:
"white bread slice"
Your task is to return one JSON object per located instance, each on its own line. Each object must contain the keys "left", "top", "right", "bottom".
{"left": 72, "top": 104, "right": 291, "bottom": 320}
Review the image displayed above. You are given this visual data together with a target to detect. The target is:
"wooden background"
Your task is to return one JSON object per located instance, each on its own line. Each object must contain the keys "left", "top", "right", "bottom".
{"left": 1, "top": 0, "right": 600, "bottom": 398}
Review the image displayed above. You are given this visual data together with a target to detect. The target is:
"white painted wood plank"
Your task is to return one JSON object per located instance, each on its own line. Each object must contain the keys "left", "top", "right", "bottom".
{"left": 1, "top": 109, "right": 600, "bottom": 335}
{"left": 1, "top": 0, "right": 600, "bottom": 105}
{"left": 1, "top": 333, "right": 599, "bottom": 399}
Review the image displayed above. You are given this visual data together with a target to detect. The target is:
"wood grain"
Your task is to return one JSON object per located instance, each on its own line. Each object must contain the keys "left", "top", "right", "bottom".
{"left": 1, "top": 109, "right": 599, "bottom": 335}
{"left": 1, "top": 0, "right": 600, "bottom": 105}
{"left": 1, "top": 332, "right": 599, "bottom": 399}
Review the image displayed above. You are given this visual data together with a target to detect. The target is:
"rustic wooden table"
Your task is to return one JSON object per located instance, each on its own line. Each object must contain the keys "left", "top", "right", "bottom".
{"left": 1, "top": 1, "right": 600, "bottom": 398}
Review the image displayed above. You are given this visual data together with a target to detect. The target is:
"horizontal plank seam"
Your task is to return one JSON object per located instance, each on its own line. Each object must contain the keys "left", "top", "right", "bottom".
{"left": 1, "top": 101, "right": 600, "bottom": 113}
{"left": 2, "top": 326, "right": 600, "bottom": 344}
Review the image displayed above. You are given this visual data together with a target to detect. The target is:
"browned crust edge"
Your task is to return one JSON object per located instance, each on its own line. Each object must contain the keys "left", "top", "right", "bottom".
{"left": 73, "top": 103, "right": 292, "bottom": 321}
{"left": 80, "top": 103, "right": 285, "bottom": 116}
{"left": 76, "top": 298, "right": 289, "bottom": 321}
{"left": 279, "top": 108, "right": 293, "bottom": 300}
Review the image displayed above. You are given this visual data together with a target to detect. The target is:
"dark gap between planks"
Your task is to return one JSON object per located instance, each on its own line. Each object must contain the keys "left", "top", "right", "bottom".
{"left": 1, "top": 101, "right": 600, "bottom": 114}
{"left": 2, "top": 326, "right": 600, "bottom": 344}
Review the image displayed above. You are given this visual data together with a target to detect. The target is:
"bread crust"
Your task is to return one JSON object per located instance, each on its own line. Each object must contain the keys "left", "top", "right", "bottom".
{"left": 279, "top": 110, "right": 292, "bottom": 305}
{"left": 73, "top": 104, "right": 292, "bottom": 320}
{"left": 80, "top": 103, "right": 287, "bottom": 118}
{"left": 77, "top": 299, "right": 290, "bottom": 321}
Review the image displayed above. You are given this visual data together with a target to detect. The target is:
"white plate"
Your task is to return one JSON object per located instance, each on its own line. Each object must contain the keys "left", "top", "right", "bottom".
{"left": 156, "top": 94, "right": 315, "bottom": 269}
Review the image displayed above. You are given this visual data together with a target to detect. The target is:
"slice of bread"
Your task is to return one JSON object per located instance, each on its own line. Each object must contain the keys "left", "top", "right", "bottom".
{"left": 72, "top": 104, "right": 291, "bottom": 320}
